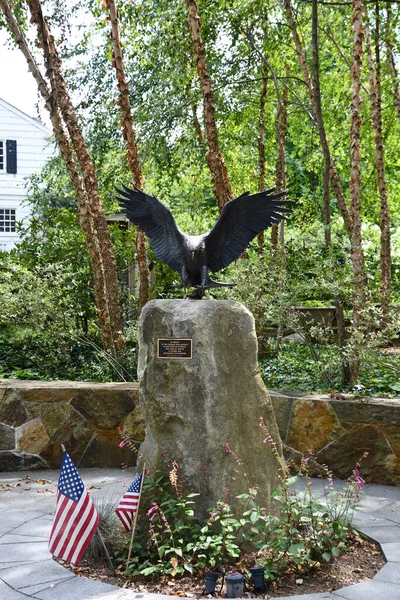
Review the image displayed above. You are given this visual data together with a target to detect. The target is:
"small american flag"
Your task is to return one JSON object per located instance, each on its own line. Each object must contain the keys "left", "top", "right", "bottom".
{"left": 115, "top": 473, "right": 143, "bottom": 532}
{"left": 48, "top": 452, "right": 99, "bottom": 565}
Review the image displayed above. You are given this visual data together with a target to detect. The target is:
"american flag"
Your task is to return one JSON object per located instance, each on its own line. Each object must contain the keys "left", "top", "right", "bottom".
{"left": 48, "top": 452, "right": 99, "bottom": 565}
{"left": 115, "top": 473, "right": 143, "bottom": 532}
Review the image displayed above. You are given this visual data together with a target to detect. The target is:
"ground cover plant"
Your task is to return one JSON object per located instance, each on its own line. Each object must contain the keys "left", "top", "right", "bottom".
{"left": 260, "top": 342, "right": 400, "bottom": 398}
{"left": 81, "top": 433, "right": 373, "bottom": 595}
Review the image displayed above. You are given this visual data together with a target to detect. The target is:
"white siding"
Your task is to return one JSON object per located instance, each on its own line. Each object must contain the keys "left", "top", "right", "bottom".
{"left": 0, "top": 98, "right": 54, "bottom": 250}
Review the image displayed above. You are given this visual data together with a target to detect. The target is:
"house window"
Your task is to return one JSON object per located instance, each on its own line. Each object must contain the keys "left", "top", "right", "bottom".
{"left": 0, "top": 140, "right": 17, "bottom": 173}
{"left": 0, "top": 209, "right": 16, "bottom": 233}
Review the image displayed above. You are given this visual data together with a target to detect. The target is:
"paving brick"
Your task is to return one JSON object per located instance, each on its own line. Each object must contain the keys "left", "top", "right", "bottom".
{"left": 0, "top": 541, "right": 49, "bottom": 563}
{"left": 331, "top": 579, "right": 400, "bottom": 599}
{"left": 0, "top": 580, "right": 28, "bottom": 599}
{"left": 34, "top": 575, "right": 120, "bottom": 599}
{"left": 1, "top": 558, "right": 72, "bottom": 589}
{"left": 381, "top": 542, "right": 400, "bottom": 562}
{"left": 374, "top": 562, "right": 400, "bottom": 584}
{"left": 358, "top": 523, "right": 400, "bottom": 543}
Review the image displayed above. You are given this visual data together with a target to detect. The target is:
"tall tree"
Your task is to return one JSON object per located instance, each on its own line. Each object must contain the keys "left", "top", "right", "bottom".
{"left": 273, "top": 68, "right": 289, "bottom": 355}
{"left": 284, "top": 0, "right": 352, "bottom": 237}
{"left": 365, "top": 3, "right": 391, "bottom": 321}
{"left": 0, "top": 0, "right": 125, "bottom": 353}
{"left": 106, "top": 0, "right": 149, "bottom": 314}
{"left": 349, "top": 0, "right": 366, "bottom": 381}
{"left": 386, "top": 4, "right": 400, "bottom": 121}
{"left": 284, "top": 0, "right": 369, "bottom": 382}
{"left": 185, "top": 0, "right": 233, "bottom": 211}
{"left": 270, "top": 65, "right": 289, "bottom": 258}
{"left": 312, "top": 0, "right": 331, "bottom": 250}
{"left": 257, "top": 73, "right": 268, "bottom": 253}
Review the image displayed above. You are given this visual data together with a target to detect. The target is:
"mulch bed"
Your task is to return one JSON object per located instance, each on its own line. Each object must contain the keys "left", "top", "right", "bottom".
{"left": 59, "top": 534, "right": 385, "bottom": 598}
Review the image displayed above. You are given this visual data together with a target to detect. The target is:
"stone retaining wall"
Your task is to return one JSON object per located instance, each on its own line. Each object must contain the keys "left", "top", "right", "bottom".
{"left": 0, "top": 380, "right": 143, "bottom": 471}
{"left": 270, "top": 389, "right": 400, "bottom": 485}
{"left": 1, "top": 380, "right": 400, "bottom": 485}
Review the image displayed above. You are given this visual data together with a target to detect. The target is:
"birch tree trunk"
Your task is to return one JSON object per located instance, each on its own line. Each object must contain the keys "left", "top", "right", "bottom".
{"left": 284, "top": 0, "right": 352, "bottom": 237}
{"left": 257, "top": 75, "right": 268, "bottom": 253}
{"left": 284, "top": 0, "right": 369, "bottom": 383}
{"left": 273, "top": 71, "right": 289, "bottom": 355}
{"left": 365, "top": 4, "right": 391, "bottom": 321}
{"left": 271, "top": 75, "right": 288, "bottom": 258}
{"left": 26, "top": 0, "right": 125, "bottom": 353}
{"left": 312, "top": 0, "right": 331, "bottom": 250}
{"left": 0, "top": 0, "right": 125, "bottom": 354}
{"left": 349, "top": 0, "right": 366, "bottom": 383}
{"left": 106, "top": 0, "right": 149, "bottom": 315}
{"left": 185, "top": 0, "right": 233, "bottom": 211}
{"left": 266, "top": 62, "right": 288, "bottom": 260}
{"left": 386, "top": 4, "right": 400, "bottom": 121}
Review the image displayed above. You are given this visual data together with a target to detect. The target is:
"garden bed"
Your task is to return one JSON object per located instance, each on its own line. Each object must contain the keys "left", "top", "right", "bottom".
{"left": 60, "top": 534, "right": 384, "bottom": 598}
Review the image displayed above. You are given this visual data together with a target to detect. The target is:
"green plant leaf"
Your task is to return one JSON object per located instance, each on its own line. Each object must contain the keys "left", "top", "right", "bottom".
{"left": 322, "top": 552, "right": 331, "bottom": 562}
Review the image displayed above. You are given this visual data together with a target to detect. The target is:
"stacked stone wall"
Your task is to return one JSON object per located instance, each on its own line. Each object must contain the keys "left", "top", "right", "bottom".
{"left": 1, "top": 380, "right": 400, "bottom": 485}
{"left": 270, "top": 390, "right": 400, "bottom": 485}
{"left": 0, "top": 380, "right": 143, "bottom": 471}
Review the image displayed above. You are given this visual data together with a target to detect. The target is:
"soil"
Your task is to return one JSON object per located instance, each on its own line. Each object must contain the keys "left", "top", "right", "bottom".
{"left": 60, "top": 534, "right": 385, "bottom": 598}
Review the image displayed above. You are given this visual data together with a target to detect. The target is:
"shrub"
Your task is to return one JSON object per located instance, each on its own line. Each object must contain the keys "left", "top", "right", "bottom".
{"left": 113, "top": 444, "right": 365, "bottom": 586}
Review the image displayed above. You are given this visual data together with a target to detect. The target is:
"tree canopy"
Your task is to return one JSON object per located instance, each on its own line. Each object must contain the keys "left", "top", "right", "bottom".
{"left": 1, "top": 0, "right": 400, "bottom": 388}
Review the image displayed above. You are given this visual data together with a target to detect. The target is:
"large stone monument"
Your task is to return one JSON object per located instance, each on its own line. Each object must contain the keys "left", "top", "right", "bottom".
{"left": 138, "top": 299, "right": 283, "bottom": 516}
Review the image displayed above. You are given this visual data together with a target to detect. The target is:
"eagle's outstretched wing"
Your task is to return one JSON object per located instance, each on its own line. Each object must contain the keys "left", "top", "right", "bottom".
{"left": 116, "top": 184, "right": 184, "bottom": 273}
{"left": 205, "top": 190, "right": 294, "bottom": 273}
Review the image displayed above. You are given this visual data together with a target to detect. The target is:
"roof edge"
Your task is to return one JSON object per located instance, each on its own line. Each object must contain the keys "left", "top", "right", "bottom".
{"left": 0, "top": 97, "right": 51, "bottom": 134}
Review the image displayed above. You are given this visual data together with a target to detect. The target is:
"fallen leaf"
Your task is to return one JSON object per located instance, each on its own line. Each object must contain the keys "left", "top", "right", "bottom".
{"left": 36, "top": 479, "right": 52, "bottom": 485}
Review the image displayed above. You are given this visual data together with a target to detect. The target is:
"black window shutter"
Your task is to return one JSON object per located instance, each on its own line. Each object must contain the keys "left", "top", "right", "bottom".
{"left": 6, "top": 140, "right": 17, "bottom": 174}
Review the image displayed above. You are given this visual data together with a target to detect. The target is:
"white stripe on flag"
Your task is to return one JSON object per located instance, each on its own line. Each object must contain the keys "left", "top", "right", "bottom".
{"left": 117, "top": 510, "right": 132, "bottom": 530}
{"left": 70, "top": 502, "right": 99, "bottom": 564}
{"left": 53, "top": 492, "right": 87, "bottom": 557}
{"left": 63, "top": 494, "right": 94, "bottom": 560}
{"left": 49, "top": 495, "right": 75, "bottom": 552}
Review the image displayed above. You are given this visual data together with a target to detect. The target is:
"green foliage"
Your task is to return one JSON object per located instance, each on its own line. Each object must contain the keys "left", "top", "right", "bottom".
{"left": 260, "top": 340, "right": 400, "bottom": 398}
{"left": 122, "top": 468, "right": 203, "bottom": 578}
{"left": 237, "top": 474, "right": 359, "bottom": 581}
{"left": 0, "top": 251, "right": 137, "bottom": 382}
{"left": 87, "top": 494, "right": 125, "bottom": 562}
{"left": 2, "top": 0, "right": 400, "bottom": 389}
{"left": 114, "top": 453, "right": 364, "bottom": 584}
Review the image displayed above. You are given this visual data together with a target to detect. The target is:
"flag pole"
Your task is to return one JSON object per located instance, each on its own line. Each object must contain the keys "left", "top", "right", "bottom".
{"left": 126, "top": 463, "right": 146, "bottom": 570}
{"left": 98, "top": 528, "right": 114, "bottom": 572}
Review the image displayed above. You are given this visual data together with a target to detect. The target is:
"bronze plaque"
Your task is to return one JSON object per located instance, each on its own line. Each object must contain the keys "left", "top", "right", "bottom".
{"left": 158, "top": 338, "right": 192, "bottom": 359}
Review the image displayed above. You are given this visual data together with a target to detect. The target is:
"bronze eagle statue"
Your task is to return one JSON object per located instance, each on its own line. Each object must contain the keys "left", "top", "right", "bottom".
{"left": 117, "top": 184, "right": 293, "bottom": 298}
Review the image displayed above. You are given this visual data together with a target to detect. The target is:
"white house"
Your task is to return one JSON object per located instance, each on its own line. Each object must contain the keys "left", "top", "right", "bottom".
{"left": 0, "top": 97, "right": 54, "bottom": 251}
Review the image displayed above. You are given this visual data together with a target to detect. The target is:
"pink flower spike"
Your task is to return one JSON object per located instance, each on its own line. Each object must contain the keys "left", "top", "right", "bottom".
{"left": 147, "top": 504, "right": 158, "bottom": 516}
